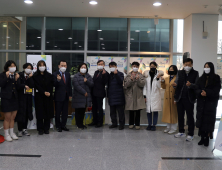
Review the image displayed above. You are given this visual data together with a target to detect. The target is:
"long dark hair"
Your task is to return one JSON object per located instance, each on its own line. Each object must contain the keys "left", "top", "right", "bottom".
{"left": 34, "top": 60, "right": 47, "bottom": 76}
{"left": 199, "top": 62, "right": 217, "bottom": 86}
{"left": 169, "top": 65, "right": 178, "bottom": 75}
{"left": 3, "top": 60, "right": 17, "bottom": 73}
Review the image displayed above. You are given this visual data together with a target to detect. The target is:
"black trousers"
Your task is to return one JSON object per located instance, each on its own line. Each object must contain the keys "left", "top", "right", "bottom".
{"left": 177, "top": 98, "right": 195, "bottom": 136}
{"left": 92, "top": 97, "right": 104, "bottom": 125}
{"left": 129, "top": 110, "right": 141, "bottom": 126}
{"left": 17, "top": 103, "right": 29, "bottom": 131}
{"left": 55, "top": 98, "right": 69, "bottom": 128}
{"left": 75, "top": 108, "right": 86, "bottom": 128}
{"left": 37, "top": 119, "right": 50, "bottom": 132}
{"left": 110, "top": 105, "right": 125, "bottom": 126}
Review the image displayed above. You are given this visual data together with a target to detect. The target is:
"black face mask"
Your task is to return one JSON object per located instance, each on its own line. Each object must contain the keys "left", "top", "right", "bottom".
{"left": 168, "top": 71, "right": 175, "bottom": 75}
{"left": 150, "top": 68, "right": 156, "bottom": 72}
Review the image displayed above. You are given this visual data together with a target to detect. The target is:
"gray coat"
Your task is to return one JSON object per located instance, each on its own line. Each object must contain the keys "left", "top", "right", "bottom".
{"left": 72, "top": 72, "right": 94, "bottom": 108}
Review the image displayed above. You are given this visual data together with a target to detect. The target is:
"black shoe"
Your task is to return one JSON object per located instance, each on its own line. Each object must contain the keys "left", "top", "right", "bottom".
{"left": 151, "top": 126, "right": 156, "bottom": 131}
{"left": 146, "top": 125, "right": 152, "bottom": 130}
{"left": 44, "top": 130, "right": 49, "bottom": 134}
{"left": 119, "top": 126, "right": 124, "bottom": 130}
{"left": 57, "top": 127, "right": 62, "bottom": 132}
{"left": 83, "top": 125, "right": 87, "bottom": 129}
{"left": 95, "top": 124, "right": 103, "bottom": 128}
{"left": 88, "top": 122, "right": 96, "bottom": 126}
{"left": 62, "top": 126, "right": 69, "bottom": 131}
{"left": 109, "top": 124, "right": 118, "bottom": 129}
{"left": 204, "top": 137, "right": 209, "bottom": 147}
{"left": 38, "top": 130, "right": 44, "bottom": 135}
{"left": 198, "top": 137, "right": 204, "bottom": 145}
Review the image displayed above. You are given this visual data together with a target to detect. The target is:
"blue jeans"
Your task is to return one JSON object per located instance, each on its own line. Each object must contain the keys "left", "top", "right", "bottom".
{"left": 147, "top": 112, "right": 158, "bottom": 126}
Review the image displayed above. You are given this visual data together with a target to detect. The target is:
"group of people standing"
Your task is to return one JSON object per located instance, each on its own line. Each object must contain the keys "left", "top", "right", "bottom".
{"left": 0, "top": 58, "right": 220, "bottom": 147}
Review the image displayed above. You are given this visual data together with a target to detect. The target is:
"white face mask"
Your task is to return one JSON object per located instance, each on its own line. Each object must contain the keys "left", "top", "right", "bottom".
{"left": 9, "top": 67, "right": 16, "bottom": 73}
{"left": 97, "top": 65, "right": 104, "bottom": 70}
{"left": 133, "top": 67, "right": 139, "bottom": 72}
{"left": 80, "top": 68, "right": 87, "bottom": 74}
{"left": 25, "top": 69, "right": 32, "bottom": 74}
{"left": 184, "top": 66, "right": 192, "bottom": 72}
{"left": 39, "top": 66, "right": 46, "bottom": 72}
{"left": 59, "top": 67, "right": 66, "bottom": 73}
{"left": 204, "top": 68, "right": 210, "bottom": 74}
{"left": 110, "top": 67, "right": 116, "bottom": 72}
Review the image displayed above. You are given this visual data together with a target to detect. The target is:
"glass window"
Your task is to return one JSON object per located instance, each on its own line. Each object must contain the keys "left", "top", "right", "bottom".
{"left": 88, "top": 18, "right": 128, "bottom": 51}
{"left": 218, "top": 21, "right": 222, "bottom": 54}
{"left": 46, "top": 17, "right": 85, "bottom": 50}
{"left": 130, "top": 19, "right": 170, "bottom": 52}
{"left": 173, "top": 55, "right": 183, "bottom": 70}
{"left": 26, "top": 17, "right": 42, "bottom": 50}
{"left": 173, "top": 19, "right": 184, "bottom": 53}
{"left": 45, "top": 53, "right": 84, "bottom": 74}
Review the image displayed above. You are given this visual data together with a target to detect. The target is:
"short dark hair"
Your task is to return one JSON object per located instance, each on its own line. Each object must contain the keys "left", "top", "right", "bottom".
{"left": 3, "top": 60, "right": 17, "bottom": 72}
{"left": 169, "top": 65, "right": 178, "bottom": 75}
{"left": 97, "top": 60, "right": 105, "bottom": 65}
{"left": 58, "top": 60, "right": 67, "bottom": 65}
{"left": 23, "top": 63, "right": 33, "bottom": 70}
{"left": 150, "top": 61, "right": 158, "bottom": 67}
{"left": 183, "top": 58, "right": 193, "bottom": 64}
{"left": 78, "top": 63, "right": 88, "bottom": 73}
{"left": 132, "top": 61, "right": 140, "bottom": 67}
{"left": 109, "top": 62, "right": 117, "bottom": 67}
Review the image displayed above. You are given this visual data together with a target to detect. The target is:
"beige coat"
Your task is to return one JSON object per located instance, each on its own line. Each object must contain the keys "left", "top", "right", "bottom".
{"left": 161, "top": 76, "right": 178, "bottom": 124}
{"left": 124, "top": 72, "right": 146, "bottom": 111}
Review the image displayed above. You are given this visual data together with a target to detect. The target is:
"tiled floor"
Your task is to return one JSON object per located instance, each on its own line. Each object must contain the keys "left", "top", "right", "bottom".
{"left": 0, "top": 121, "right": 222, "bottom": 170}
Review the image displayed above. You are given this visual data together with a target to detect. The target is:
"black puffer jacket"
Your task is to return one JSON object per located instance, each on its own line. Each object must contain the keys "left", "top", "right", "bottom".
{"left": 196, "top": 74, "right": 221, "bottom": 133}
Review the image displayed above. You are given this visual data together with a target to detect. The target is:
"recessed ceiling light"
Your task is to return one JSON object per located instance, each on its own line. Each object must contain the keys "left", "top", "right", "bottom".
{"left": 147, "top": 31, "right": 150, "bottom": 33}
{"left": 102, "top": 47, "right": 105, "bottom": 49}
{"left": 68, "top": 37, "right": 72, "bottom": 39}
{"left": 100, "top": 38, "right": 104, "bottom": 40}
{"left": 58, "top": 29, "right": 63, "bottom": 31}
{"left": 101, "top": 44, "right": 104, "bottom": 45}
{"left": 79, "top": 46, "right": 82, "bottom": 47}
{"left": 37, "top": 37, "right": 41, "bottom": 38}
{"left": 3, "top": 24, "right": 7, "bottom": 27}
{"left": 130, "top": 38, "right": 134, "bottom": 40}
{"left": 153, "top": 2, "right": 162, "bottom": 6}
{"left": 24, "top": 0, "right": 33, "bottom": 4}
{"left": 54, "top": 46, "right": 57, "bottom": 47}
{"left": 74, "top": 42, "right": 78, "bottom": 44}
{"left": 46, "top": 42, "right": 49, "bottom": 43}
{"left": 135, "top": 30, "right": 140, "bottom": 32}
{"left": 89, "top": 1, "right": 98, "bottom": 5}
{"left": 97, "top": 30, "right": 102, "bottom": 31}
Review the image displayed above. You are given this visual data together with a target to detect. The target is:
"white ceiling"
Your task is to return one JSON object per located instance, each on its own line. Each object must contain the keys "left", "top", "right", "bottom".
{"left": 0, "top": 0, "right": 221, "bottom": 19}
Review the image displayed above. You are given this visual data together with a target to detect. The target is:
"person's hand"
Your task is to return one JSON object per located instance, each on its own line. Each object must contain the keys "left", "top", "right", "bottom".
{"left": 102, "top": 69, "right": 106, "bottom": 75}
{"left": 161, "top": 77, "right": 165, "bottom": 81}
{"left": 6, "top": 71, "right": 10, "bottom": 78}
{"left": 157, "top": 73, "right": 162, "bottom": 79}
{"left": 69, "top": 96, "right": 72, "bottom": 100}
{"left": 174, "top": 101, "right": 177, "bottom": 105}
{"left": 29, "top": 72, "right": 33, "bottom": 78}
{"left": 172, "top": 82, "right": 177, "bottom": 87}
{"left": 15, "top": 73, "right": 20, "bottom": 81}
{"left": 57, "top": 74, "right": 61, "bottom": 81}
{"left": 45, "top": 92, "right": 50, "bottom": 97}
{"left": 130, "top": 75, "right": 134, "bottom": 81}
{"left": 136, "top": 75, "right": 140, "bottom": 80}
{"left": 84, "top": 78, "right": 87, "bottom": 82}
{"left": 201, "top": 90, "right": 207, "bottom": 96}
{"left": 186, "top": 81, "right": 191, "bottom": 87}
{"left": 85, "top": 92, "right": 88, "bottom": 97}
{"left": 114, "top": 69, "right": 118, "bottom": 74}
{"left": 25, "top": 85, "right": 30, "bottom": 91}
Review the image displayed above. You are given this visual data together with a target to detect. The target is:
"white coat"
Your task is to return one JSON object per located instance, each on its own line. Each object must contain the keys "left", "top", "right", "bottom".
{"left": 143, "top": 70, "right": 163, "bottom": 113}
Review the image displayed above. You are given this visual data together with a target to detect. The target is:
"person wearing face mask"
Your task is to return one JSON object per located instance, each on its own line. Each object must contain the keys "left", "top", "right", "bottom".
{"left": 52, "top": 60, "right": 72, "bottom": 132}
{"left": 89, "top": 60, "right": 109, "bottom": 128}
{"left": 161, "top": 65, "right": 178, "bottom": 134}
{"left": 173, "top": 58, "right": 199, "bottom": 142}
{"left": 0, "top": 60, "right": 20, "bottom": 142}
{"left": 107, "top": 62, "right": 125, "bottom": 130}
{"left": 195, "top": 62, "right": 221, "bottom": 147}
{"left": 124, "top": 62, "right": 146, "bottom": 130}
{"left": 33, "top": 60, "right": 54, "bottom": 135}
{"left": 143, "top": 62, "right": 164, "bottom": 131}
{"left": 16, "top": 63, "right": 34, "bottom": 137}
{"left": 72, "top": 63, "right": 94, "bottom": 129}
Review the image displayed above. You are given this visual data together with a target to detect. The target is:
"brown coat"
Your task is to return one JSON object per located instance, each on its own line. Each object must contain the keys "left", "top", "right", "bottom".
{"left": 124, "top": 72, "right": 146, "bottom": 111}
{"left": 161, "top": 76, "right": 178, "bottom": 124}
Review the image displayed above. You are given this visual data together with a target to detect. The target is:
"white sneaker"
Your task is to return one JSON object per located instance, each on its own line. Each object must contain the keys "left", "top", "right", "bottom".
{"left": 168, "top": 130, "right": 176, "bottom": 134}
{"left": 10, "top": 133, "right": 18, "bottom": 140}
{"left": 174, "top": 133, "right": 186, "bottom": 138}
{"left": 23, "top": 130, "right": 30, "bottom": 136}
{"left": 5, "top": 135, "right": 13, "bottom": 142}
{"left": 129, "top": 125, "right": 134, "bottom": 129}
{"left": 186, "top": 135, "right": 194, "bottom": 142}
{"left": 18, "top": 131, "right": 23, "bottom": 137}
{"left": 164, "top": 128, "right": 170, "bottom": 133}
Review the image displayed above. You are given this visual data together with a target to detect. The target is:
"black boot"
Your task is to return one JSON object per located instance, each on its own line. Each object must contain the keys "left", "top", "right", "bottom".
{"left": 198, "top": 137, "right": 204, "bottom": 145}
{"left": 204, "top": 136, "right": 209, "bottom": 147}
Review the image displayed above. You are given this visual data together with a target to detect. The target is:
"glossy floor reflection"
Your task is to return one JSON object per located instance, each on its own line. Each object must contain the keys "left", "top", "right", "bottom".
{"left": 0, "top": 121, "right": 222, "bottom": 170}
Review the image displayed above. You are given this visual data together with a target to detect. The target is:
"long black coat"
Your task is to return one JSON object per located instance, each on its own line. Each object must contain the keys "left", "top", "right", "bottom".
{"left": 196, "top": 74, "right": 221, "bottom": 134}
{"left": 16, "top": 72, "right": 35, "bottom": 122}
{"left": 107, "top": 71, "right": 125, "bottom": 106}
{"left": 33, "top": 71, "right": 54, "bottom": 120}
{"left": 72, "top": 72, "right": 94, "bottom": 108}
